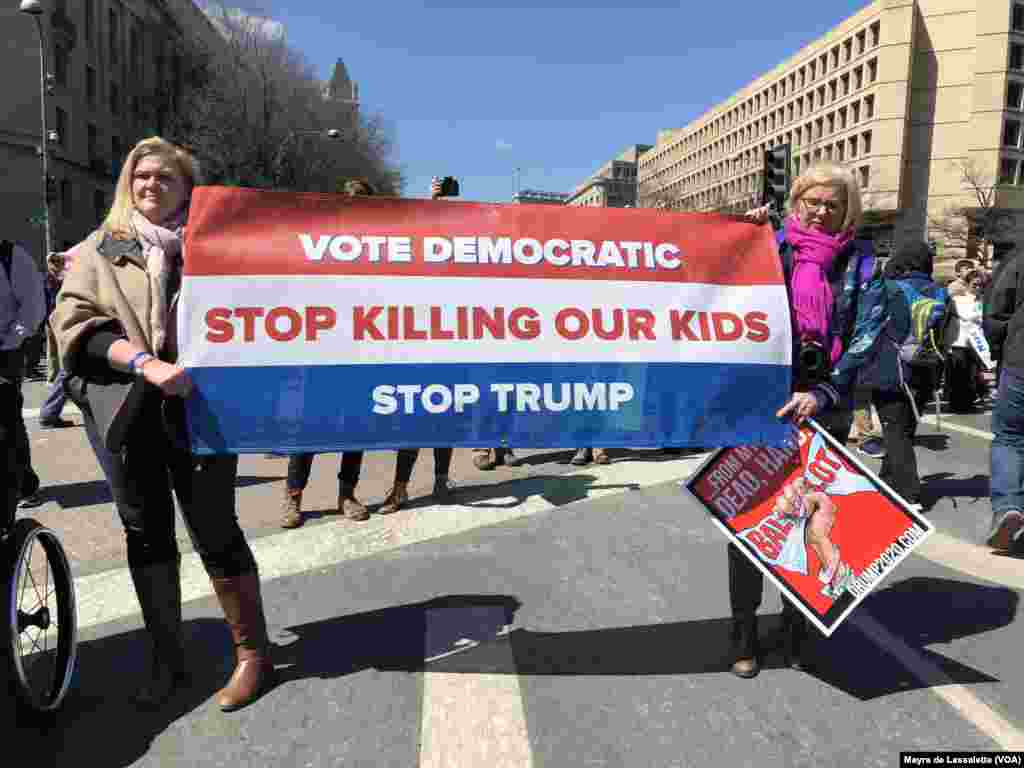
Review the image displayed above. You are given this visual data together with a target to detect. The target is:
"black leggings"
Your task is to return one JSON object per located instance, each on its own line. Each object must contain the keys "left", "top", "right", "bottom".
{"left": 394, "top": 448, "right": 453, "bottom": 483}
{"left": 287, "top": 451, "right": 363, "bottom": 492}
{"left": 83, "top": 395, "right": 256, "bottom": 577}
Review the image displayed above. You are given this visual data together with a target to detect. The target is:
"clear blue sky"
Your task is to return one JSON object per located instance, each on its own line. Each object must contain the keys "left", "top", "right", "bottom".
{"left": 257, "top": 0, "right": 871, "bottom": 202}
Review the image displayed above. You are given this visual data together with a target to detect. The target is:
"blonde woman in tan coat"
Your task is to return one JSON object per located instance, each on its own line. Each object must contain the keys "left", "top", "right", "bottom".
{"left": 51, "top": 137, "right": 273, "bottom": 712}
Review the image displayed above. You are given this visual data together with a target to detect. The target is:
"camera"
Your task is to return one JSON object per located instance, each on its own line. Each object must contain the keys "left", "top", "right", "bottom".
{"left": 798, "top": 339, "right": 830, "bottom": 385}
{"left": 436, "top": 176, "right": 459, "bottom": 197}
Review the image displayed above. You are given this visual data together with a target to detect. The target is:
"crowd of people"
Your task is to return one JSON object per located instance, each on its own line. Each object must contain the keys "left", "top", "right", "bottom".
{"left": 2, "top": 135, "right": 1022, "bottom": 714}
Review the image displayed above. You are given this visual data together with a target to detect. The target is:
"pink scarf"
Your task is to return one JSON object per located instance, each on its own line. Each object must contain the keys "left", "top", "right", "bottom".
{"left": 131, "top": 208, "right": 186, "bottom": 355}
{"left": 784, "top": 215, "right": 854, "bottom": 364}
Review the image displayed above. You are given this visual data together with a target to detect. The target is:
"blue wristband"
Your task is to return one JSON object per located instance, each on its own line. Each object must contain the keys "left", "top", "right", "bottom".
{"left": 129, "top": 351, "right": 153, "bottom": 375}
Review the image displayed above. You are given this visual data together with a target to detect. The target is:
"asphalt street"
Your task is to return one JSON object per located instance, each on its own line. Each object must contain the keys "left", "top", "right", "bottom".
{"left": 5, "top": 376, "right": 1024, "bottom": 767}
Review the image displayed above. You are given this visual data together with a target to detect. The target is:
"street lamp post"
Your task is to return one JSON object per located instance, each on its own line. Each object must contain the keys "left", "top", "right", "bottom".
{"left": 20, "top": 0, "right": 54, "bottom": 261}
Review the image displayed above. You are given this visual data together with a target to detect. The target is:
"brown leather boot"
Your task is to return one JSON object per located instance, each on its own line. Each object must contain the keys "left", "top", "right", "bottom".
{"left": 210, "top": 573, "right": 275, "bottom": 712}
{"left": 592, "top": 448, "right": 611, "bottom": 465}
{"left": 338, "top": 484, "right": 369, "bottom": 521}
{"left": 280, "top": 489, "right": 303, "bottom": 529}
{"left": 378, "top": 482, "right": 409, "bottom": 515}
{"left": 472, "top": 448, "right": 499, "bottom": 470}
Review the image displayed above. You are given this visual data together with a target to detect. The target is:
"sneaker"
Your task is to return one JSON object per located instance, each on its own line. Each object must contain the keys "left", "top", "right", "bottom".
{"left": 857, "top": 437, "right": 886, "bottom": 459}
{"left": 19, "top": 491, "right": 44, "bottom": 509}
{"left": 38, "top": 416, "right": 74, "bottom": 429}
{"left": 986, "top": 510, "right": 1024, "bottom": 550}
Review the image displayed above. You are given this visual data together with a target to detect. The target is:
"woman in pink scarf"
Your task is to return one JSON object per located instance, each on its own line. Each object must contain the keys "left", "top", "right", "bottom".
{"left": 728, "top": 163, "right": 874, "bottom": 680}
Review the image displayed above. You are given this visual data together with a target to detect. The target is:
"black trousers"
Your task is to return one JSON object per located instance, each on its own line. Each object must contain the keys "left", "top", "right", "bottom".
{"left": 287, "top": 450, "right": 363, "bottom": 492}
{"left": 873, "top": 389, "right": 921, "bottom": 504}
{"left": 83, "top": 394, "right": 256, "bottom": 577}
{"left": 1, "top": 346, "right": 39, "bottom": 529}
{"left": 395, "top": 448, "right": 453, "bottom": 484}
{"left": 728, "top": 408, "right": 852, "bottom": 617}
{"left": 945, "top": 347, "right": 982, "bottom": 413}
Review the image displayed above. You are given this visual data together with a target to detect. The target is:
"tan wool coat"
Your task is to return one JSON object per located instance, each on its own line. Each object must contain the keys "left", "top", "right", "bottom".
{"left": 50, "top": 231, "right": 174, "bottom": 373}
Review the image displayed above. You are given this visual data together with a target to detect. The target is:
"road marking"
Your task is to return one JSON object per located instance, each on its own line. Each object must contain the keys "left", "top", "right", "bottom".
{"left": 421, "top": 669, "right": 533, "bottom": 768}
{"left": 914, "top": 530, "right": 1024, "bottom": 592}
{"left": 854, "top": 613, "right": 1024, "bottom": 750}
{"left": 920, "top": 415, "right": 993, "bottom": 442}
{"left": 73, "top": 455, "right": 708, "bottom": 630}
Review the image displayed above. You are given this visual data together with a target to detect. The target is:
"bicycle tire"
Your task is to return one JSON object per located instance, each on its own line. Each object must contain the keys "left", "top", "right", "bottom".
{"left": 3, "top": 518, "right": 78, "bottom": 713}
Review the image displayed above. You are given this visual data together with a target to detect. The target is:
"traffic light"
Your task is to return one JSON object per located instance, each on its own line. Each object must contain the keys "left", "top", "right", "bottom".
{"left": 761, "top": 144, "right": 791, "bottom": 212}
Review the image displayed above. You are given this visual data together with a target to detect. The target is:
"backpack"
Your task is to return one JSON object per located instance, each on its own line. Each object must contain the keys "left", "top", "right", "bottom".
{"left": 893, "top": 279, "right": 955, "bottom": 373}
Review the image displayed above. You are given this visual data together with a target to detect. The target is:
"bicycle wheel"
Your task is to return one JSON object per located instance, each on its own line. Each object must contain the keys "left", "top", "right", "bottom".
{"left": 4, "top": 518, "right": 78, "bottom": 713}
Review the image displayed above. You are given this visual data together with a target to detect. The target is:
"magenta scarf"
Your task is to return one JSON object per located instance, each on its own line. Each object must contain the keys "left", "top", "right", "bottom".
{"left": 784, "top": 215, "right": 854, "bottom": 363}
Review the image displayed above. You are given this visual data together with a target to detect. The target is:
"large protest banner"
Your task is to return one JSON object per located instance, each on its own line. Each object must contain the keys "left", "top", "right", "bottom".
{"left": 684, "top": 421, "right": 934, "bottom": 636}
{"left": 178, "top": 186, "right": 793, "bottom": 454}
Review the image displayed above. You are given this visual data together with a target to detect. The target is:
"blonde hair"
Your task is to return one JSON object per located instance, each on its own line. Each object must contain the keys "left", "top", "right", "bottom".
{"left": 789, "top": 162, "right": 863, "bottom": 233}
{"left": 102, "top": 137, "right": 200, "bottom": 238}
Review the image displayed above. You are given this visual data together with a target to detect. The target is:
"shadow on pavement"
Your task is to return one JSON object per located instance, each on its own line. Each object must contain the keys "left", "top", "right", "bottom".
{"left": 913, "top": 433, "right": 950, "bottom": 452}
{"left": 5, "top": 618, "right": 236, "bottom": 767}
{"left": 41, "top": 475, "right": 284, "bottom": 509}
{"left": 301, "top": 473, "right": 641, "bottom": 520}
{"left": 7, "top": 580, "right": 1013, "bottom": 763}
{"left": 921, "top": 472, "right": 989, "bottom": 507}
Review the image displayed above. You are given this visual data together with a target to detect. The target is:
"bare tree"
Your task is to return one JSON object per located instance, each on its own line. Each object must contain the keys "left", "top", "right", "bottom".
{"left": 927, "top": 158, "right": 1016, "bottom": 267}
{"left": 155, "top": 2, "right": 402, "bottom": 194}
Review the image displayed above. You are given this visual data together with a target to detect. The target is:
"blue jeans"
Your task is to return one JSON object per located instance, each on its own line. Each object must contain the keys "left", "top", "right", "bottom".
{"left": 39, "top": 368, "right": 68, "bottom": 421}
{"left": 990, "top": 365, "right": 1024, "bottom": 517}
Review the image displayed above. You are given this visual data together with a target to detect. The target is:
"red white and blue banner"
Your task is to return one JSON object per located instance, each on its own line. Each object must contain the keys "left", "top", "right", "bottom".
{"left": 178, "top": 187, "right": 793, "bottom": 454}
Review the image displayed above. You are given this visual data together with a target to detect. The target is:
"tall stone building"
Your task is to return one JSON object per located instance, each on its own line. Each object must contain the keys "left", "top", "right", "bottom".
{"left": 0, "top": 0, "right": 226, "bottom": 260}
{"left": 637, "top": 0, "right": 1024, "bottom": 263}
{"left": 567, "top": 144, "right": 652, "bottom": 208}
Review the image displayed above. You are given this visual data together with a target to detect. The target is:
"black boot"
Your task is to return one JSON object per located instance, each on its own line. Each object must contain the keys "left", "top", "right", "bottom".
{"left": 781, "top": 600, "right": 807, "bottom": 670}
{"left": 129, "top": 558, "right": 187, "bottom": 707}
{"left": 730, "top": 612, "right": 760, "bottom": 678}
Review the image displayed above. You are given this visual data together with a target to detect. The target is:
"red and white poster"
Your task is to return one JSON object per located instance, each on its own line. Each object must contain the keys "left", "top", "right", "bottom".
{"left": 684, "top": 420, "right": 935, "bottom": 636}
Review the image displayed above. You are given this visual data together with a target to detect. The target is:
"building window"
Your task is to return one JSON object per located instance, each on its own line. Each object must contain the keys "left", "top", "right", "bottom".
{"left": 54, "top": 107, "right": 67, "bottom": 147}
{"left": 1004, "top": 119, "right": 1022, "bottom": 148}
{"left": 799, "top": 67, "right": 806, "bottom": 88}
{"left": 841, "top": 73, "right": 850, "bottom": 97}
{"left": 825, "top": 144, "right": 833, "bottom": 160}
{"left": 86, "top": 67, "right": 96, "bottom": 107}
{"left": 827, "top": 113, "right": 835, "bottom": 134}
{"left": 816, "top": 117, "right": 824, "bottom": 139}
{"left": 1014, "top": 3, "right": 1024, "bottom": 32}
{"left": 857, "top": 30, "right": 866, "bottom": 55}
{"left": 1000, "top": 158, "right": 1019, "bottom": 185}
{"left": 849, "top": 137, "right": 858, "bottom": 158}
{"left": 836, "top": 141, "right": 845, "bottom": 162}
{"left": 865, "top": 94, "right": 875, "bottom": 119}
{"left": 844, "top": 39, "right": 853, "bottom": 62}
{"left": 93, "top": 189, "right": 106, "bottom": 222}
{"left": 818, "top": 86, "right": 826, "bottom": 105}
{"left": 852, "top": 101, "right": 861, "bottom": 124}
{"left": 829, "top": 80, "right": 837, "bottom": 102}
{"left": 870, "top": 22, "right": 880, "bottom": 47}
{"left": 859, "top": 166, "right": 870, "bottom": 189}
{"left": 60, "top": 179, "right": 72, "bottom": 218}
{"left": 854, "top": 66, "right": 864, "bottom": 90}
{"left": 831, "top": 47, "right": 840, "bottom": 68}
{"left": 110, "top": 81, "right": 119, "bottom": 115}
{"left": 868, "top": 58, "right": 878, "bottom": 83}
{"left": 54, "top": 45, "right": 68, "bottom": 86}
{"left": 814, "top": 148, "right": 822, "bottom": 162}
{"left": 1012, "top": 44, "right": 1024, "bottom": 71}
{"left": 862, "top": 130, "right": 873, "bottom": 155}
{"left": 820, "top": 54, "right": 828, "bottom": 76}
{"left": 1009, "top": 81, "right": 1024, "bottom": 110}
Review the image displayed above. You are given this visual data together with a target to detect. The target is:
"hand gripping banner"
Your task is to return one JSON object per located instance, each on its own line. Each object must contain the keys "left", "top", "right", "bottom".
{"left": 178, "top": 187, "right": 793, "bottom": 454}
